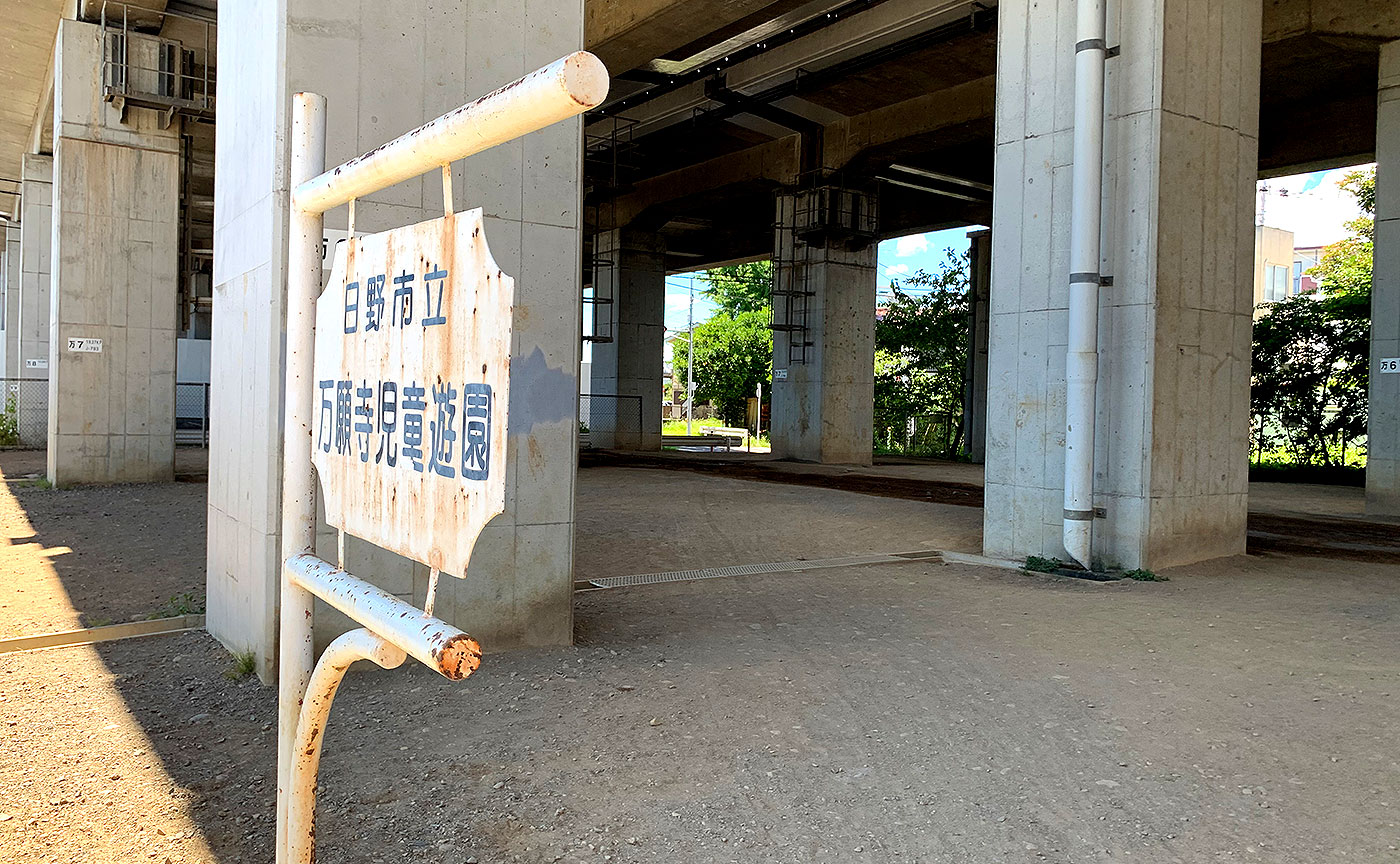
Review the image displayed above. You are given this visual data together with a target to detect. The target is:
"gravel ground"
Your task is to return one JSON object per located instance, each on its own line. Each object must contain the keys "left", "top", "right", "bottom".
{"left": 2, "top": 550, "right": 1397, "bottom": 863}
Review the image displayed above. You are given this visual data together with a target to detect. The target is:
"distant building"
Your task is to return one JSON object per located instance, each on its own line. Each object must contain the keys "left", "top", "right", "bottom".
{"left": 1254, "top": 225, "right": 1296, "bottom": 312}
{"left": 1293, "top": 245, "right": 1327, "bottom": 295}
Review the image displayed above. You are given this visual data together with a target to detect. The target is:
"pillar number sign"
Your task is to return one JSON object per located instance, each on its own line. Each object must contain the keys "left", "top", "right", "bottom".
{"left": 312, "top": 209, "right": 513, "bottom": 578}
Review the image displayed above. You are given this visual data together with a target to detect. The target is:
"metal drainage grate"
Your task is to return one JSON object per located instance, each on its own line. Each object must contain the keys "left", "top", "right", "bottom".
{"left": 586, "top": 550, "right": 943, "bottom": 590}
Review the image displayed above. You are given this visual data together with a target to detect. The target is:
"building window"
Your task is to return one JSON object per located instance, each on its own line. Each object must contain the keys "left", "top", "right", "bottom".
{"left": 1265, "top": 264, "right": 1289, "bottom": 302}
{"left": 1293, "top": 261, "right": 1302, "bottom": 294}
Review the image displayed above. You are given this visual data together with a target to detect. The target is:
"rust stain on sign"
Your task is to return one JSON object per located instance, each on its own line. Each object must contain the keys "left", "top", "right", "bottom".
{"left": 313, "top": 208, "right": 513, "bottom": 578}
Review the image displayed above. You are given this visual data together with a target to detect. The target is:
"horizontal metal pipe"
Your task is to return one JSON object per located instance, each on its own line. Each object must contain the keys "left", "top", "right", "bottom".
{"left": 285, "top": 554, "right": 482, "bottom": 680}
{"left": 292, "top": 51, "right": 609, "bottom": 215}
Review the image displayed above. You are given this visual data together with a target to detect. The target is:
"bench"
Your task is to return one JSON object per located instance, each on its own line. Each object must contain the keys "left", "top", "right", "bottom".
{"left": 700, "top": 426, "right": 751, "bottom": 452}
{"left": 661, "top": 434, "right": 732, "bottom": 451}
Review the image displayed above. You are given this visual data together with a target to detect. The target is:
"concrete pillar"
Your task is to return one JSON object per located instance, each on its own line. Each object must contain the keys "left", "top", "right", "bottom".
{"left": 3, "top": 224, "right": 19, "bottom": 379}
{"left": 589, "top": 229, "right": 664, "bottom": 450}
{"left": 984, "top": 0, "right": 1260, "bottom": 570}
{"left": 17, "top": 154, "right": 52, "bottom": 446}
{"left": 1367, "top": 41, "right": 1400, "bottom": 515}
{"left": 209, "top": 1, "right": 585, "bottom": 680}
{"left": 962, "top": 229, "right": 990, "bottom": 463}
{"left": 47, "top": 19, "right": 180, "bottom": 485}
{"left": 770, "top": 193, "right": 877, "bottom": 465}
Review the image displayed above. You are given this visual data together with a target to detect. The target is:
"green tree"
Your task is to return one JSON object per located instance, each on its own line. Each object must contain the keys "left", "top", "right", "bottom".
{"left": 672, "top": 261, "right": 774, "bottom": 427}
{"left": 673, "top": 309, "right": 772, "bottom": 427}
{"left": 1251, "top": 167, "right": 1373, "bottom": 466}
{"left": 698, "top": 261, "right": 772, "bottom": 317}
{"left": 874, "top": 249, "right": 971, "bottom": 456}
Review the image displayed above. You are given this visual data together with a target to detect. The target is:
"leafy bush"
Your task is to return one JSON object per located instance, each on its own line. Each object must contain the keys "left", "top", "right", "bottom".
{"left": 0, "top": 395, "right": 19, "bottom": 446}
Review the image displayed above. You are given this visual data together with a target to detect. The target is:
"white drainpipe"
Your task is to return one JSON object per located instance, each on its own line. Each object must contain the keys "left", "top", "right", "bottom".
{"left": 1063, "top": 0, "right": 1108, "bottom": 569}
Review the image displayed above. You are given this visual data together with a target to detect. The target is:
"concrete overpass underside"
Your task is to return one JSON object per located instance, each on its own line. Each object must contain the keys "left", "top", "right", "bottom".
{"left": 587, "top": 0, "right": 1393, "bottom": 269}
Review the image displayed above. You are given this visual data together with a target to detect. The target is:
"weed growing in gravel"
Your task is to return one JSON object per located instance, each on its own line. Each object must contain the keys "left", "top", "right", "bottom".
{"left": 148, "top": 591, "right": 206, "bottom": 619}
{"left": 1023, "top": 555, "right": 1063, "bottom": 573}
{"left": 226, "top": 650, "right": 257, "bottom": 681}
{"left": 1124, "top": 568, "right": 1168, "bottom": 582}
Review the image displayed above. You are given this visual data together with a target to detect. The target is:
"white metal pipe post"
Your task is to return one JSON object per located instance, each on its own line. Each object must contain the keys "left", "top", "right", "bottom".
{"left": 1063, "top": 0, "right": 1108, "bottom": 570}
{"left": 277, "top": 91, "right": 326, "bottom": 864}
{"left": 277, "top": 51, "right": 608, "bottom": 864}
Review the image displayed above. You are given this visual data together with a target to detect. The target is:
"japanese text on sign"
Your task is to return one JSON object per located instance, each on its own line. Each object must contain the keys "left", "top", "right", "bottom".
{"left": 312, "top": 209, "right": 513, "bottom": 577}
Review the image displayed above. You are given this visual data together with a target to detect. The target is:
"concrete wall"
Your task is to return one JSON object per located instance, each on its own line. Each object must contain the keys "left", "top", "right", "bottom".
{"left": 209, "top": 0, "right": 585, "bottom": 680}
{"left": 17, "top": 154, "right": 53, "bottom": 445}
{"left": 589, "top": 229, "right": 664, "bottom": 450}
{"left": 984, "top": 0, "right": 1260, "bottom": 570}
{"left": 770, "top": 193, "right": 876, "bottom": 465}
{"left": 47, "top": 19, "right": 180, "bottom": 485}
{"left": 2, "top": 225, "right": 19, "bottom": 379}
{"left": 1367, "top": 42, "right": 1400, "bottom": 515}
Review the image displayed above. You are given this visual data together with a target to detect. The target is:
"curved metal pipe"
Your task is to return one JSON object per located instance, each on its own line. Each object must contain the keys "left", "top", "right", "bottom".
{"left": 286, "top": 628, "right": 407, "bottom": 864}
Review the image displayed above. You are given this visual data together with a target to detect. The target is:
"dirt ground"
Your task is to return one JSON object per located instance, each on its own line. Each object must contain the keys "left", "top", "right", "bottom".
{"left": 3, "top": 554, "right": 1397, "bottom": 863}
{"left": 1, "top": 450, "right": 1398, "bottom": 862}
{"left": 0, "top": 449, "right": 209, "bottom": 637}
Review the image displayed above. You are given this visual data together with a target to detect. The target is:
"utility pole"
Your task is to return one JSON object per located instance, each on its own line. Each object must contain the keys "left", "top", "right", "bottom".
{"left": 686, "top": 278, "right": 694, "bottom": 436}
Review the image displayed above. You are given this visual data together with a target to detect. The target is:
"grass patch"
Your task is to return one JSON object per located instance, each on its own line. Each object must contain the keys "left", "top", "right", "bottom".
{"left": 148, "top": 591, "right": 205, "bottom": 619}
{"left": 1023, "top": 555, "right": 1063, "bottom": 573}
{"left": 1123, "top": 568, "right": 1168, "bottom": 582}
{"left": 225, "top": 650, "right": 257, "bottom": 681}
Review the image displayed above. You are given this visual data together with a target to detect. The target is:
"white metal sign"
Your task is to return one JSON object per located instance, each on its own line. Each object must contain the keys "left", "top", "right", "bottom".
{"left": 312, "top": 208, "right": 513, "bottom": 578}
{"left": 773, "top": 368, "right": 788, "bottom": 380}
{"left": 24, "top": 358, "right": 47, "bottom": 369}
{"left": 1378, "top": 358, "right": 1400, "bottom": 374}
{"left": 66, "top": 338, "right": 102, "bottom": 353}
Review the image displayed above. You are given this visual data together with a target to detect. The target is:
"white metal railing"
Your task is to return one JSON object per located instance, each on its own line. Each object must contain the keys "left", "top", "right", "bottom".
{"left": 277, "top": 52, "right": 607, "bottom": 864}
{"left": 99, "top": 1, "right": 215, "bottom": 122}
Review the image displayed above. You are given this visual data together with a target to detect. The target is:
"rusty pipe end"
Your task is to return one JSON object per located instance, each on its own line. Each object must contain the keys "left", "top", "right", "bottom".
{"left": 434, "top": 634, "right": 483, "bottom": 680}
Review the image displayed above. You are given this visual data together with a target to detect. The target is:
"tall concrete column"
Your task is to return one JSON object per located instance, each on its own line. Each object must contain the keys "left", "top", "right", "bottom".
{"left": 3, "top": 224, "right": 19, "bottom": 379}
{"left": 47, "top": 19, "right": 180, "bottom": 485}
{"left": 985, "top": 0, "right": 1260, "bottom": 570}
{"left": 17, "top": 154, "right": 52, "bottom": 446}
{"left": 209, "top": 1, "right": 585, "bottom": 679}
{"left": 590, "top": 229, "right": 664, "bottom": 450}
{"left": 962, "top": 229, "right": 990, "bottom": 464}
{"left": 1367, "top": 41, "right": 1400, "bottom": 515}
{"left": 770, "top": 193, "right": 876, "bottom": 465}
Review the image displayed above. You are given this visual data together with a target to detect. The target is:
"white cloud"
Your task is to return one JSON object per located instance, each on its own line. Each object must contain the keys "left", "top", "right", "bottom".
{"left": 893, "top": 234, "right": 930, "bottom": 258}
{"left": 885, "top": 263, "right": 910, "bottom": 278}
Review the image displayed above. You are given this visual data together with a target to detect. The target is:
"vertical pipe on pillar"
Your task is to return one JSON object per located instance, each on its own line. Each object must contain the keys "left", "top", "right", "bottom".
{"left": 277, "top": 92, "right": 327, "bottom": 863}
{"left": 1063, "top": 0, "right": 1108, "bottom": 569}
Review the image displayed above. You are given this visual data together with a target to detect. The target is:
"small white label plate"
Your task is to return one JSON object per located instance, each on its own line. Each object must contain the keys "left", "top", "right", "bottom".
{"left": 66, "top": 338, "right": 102, "bottom": 353}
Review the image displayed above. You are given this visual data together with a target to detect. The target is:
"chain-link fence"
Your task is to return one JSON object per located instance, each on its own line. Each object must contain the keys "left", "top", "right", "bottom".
{"left": 0, "top": 378, "right": 210, "bottom": 448}
{"left": 579, "top": 394, "right": 644, "bottom": 449}
{"left": 0, "top": 378, "right": 49, "bottom": 447}
{"left": 873, "top": 411, "right": 962, "bottom": 459}
{"left": 176, "top": 382, "right": 211, "bottom": 447}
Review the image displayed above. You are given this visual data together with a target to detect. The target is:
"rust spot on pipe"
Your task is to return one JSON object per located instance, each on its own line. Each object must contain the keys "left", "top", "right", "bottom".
{"left": 434, "top": 634, "right": 483, "bottom": 680}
